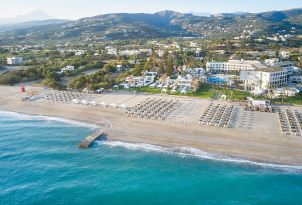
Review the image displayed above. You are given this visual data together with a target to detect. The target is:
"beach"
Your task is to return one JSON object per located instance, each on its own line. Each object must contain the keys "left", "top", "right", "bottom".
{"left": 1, "top": 85, "right": 302, "bottom": 166}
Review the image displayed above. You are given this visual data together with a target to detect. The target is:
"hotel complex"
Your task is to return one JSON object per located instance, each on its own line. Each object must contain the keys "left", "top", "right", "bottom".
{"left": 206, "top": 59, "right": 295, "bottom": 94}
{"left": 206, "top": 60, "right": 267, "bottom": 73}
{"left": 240, "top": 68, "right": 288, "bottom": 91}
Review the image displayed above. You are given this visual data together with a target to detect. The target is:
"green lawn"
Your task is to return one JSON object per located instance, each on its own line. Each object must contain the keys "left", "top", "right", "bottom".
{"left": 271, "top": 95, "right": 302, "bottom": 105}
{"left": 119, "top": 85, "right": 302, "bottom": 105}
{"left": 128, "top": 84, "right": 250, "bottom": 101}
{"left": 188, "top": 85, "right": 250, "bottom": 100}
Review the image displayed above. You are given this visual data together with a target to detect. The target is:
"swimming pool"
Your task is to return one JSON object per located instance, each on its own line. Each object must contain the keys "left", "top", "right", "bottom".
{"left": 207, "top": 77, "right": 226, "bottom": 84}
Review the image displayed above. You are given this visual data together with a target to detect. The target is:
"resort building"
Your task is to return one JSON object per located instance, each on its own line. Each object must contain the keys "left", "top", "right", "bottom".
{"left": 240, "top": 67, "right": 288, "bottom": 94}
{"left": 175, "top": 74, "right": 198, "bottom": 90}
{"left": 124, "top": 72, "right": 157, "bottom": 88}
{"left": 289, "top": 75, "right": 302, "bottom": 83}
{"left": 183, "top": 66, "right": 205, "bottom": 79}
{"left": 206, "top": 60, "right": 266, "bottom": 73}
{"left": 264, "top": 58, "right": 299, "bottom": 74}
{"left": 125, "top": 76, "right": 144, "bottom": 87}
{"left": 7, "top": 57, "right": 23, "bottom": 65}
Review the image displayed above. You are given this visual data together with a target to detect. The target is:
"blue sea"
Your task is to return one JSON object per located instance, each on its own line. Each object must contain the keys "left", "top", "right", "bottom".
{"left": 1, "top": 111, "right": 302, "bottom": 205}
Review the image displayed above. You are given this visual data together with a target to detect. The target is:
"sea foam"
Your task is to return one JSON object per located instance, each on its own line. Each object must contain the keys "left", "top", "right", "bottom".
{"left": 99, "top": 140, "right": 302, "bottom": 173}
{"left": 0, "top": 110, "right": 99, "bottom": 129}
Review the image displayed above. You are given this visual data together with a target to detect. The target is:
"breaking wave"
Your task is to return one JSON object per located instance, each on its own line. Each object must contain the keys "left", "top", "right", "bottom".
{"left": 98, "top": 140, "right": 302, "bottom": 173}
{"left": 0, "top": 110, "right": 99, "bottom": 129}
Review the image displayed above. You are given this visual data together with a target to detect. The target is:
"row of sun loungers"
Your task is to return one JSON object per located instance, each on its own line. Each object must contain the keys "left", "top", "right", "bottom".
{"left": 199, "top": 103, "right": 235, "bottom": 128}
{"left": 125, "top": 98, "right": 179, "bottom": 120}
{"left": 43, "top": 91, "right": 127, "bottom": 110}
{"left": 44, "top": 91, "right": 85, "bottom": 104}
{"left": 277, "top": 108, "right": 302, "bottom": 136}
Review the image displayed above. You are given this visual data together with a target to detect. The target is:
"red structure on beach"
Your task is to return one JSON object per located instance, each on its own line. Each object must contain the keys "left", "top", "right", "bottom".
{"left": 20, "top": 85, "right": 25, "bottom": 92}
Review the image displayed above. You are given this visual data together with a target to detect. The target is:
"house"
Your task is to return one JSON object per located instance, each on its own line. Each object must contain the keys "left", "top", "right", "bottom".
{"left": 57, "top": 65, "right": 75, "bottom": 74}
{"left": 143, "top": 71, "right": 157, "bottom": 86}
{"left": 7, "top": 57, "right": 23, "bottom": 65}
{"left": 75, "top": 50, "right": 86, "bottom": 56}
{"left": 107, "top": 48, "right": 118, "bottom": 56}
{"left": 116, "top": 65, "right": 123, "bottom": 72}
{"left": 280, "top": 50, "right": 290, "bottom": 59}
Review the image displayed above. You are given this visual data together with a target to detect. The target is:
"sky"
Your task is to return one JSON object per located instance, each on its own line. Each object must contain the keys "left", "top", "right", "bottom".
{"left": 0, "top": 0, "right": 302, "bottom": 20}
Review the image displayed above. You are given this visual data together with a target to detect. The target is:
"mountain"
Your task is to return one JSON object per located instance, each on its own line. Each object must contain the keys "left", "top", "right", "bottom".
{"left": 0, "top": 19, "right": 70, "bottom": 32}
{"left": 0, "top": 8, "right": 302, "bottom": 45}
{"left": 0, "top": 9, "right": 54, "bottom": 25}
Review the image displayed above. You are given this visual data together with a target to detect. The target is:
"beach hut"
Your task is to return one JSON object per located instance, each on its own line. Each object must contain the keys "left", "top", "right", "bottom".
{"left": 119, "top": 104, "right": 127, "bottom": 110}
{"left": 100, "top": 102, "right": 106, "bottom": 107}
{"left": 96, "top": 88, "right": 105, "bottom": 94}
{"left": 180, "top": 90, "right": 187, "bottom": 95}
{"left": 110, "top": 103, "right": 116, "bottom": 109}
{"left": 81, "top": 100, "right": 88, "bottom": 105}
{"left": 72, "top": 99, "right": 80, "bottom": 104}
{"left": 170, "top": 89, "right": 177, "bottom": 94}
{"left": 90, "top": 101, "right": 97, "bottom": 106}
{"left": 161, "top": 88, "right": 167, "bottom": 93}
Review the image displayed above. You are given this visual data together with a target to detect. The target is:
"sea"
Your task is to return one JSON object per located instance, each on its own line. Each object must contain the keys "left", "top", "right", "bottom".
{"left": 1, "top": 110, "right": 302, "bottom": 205}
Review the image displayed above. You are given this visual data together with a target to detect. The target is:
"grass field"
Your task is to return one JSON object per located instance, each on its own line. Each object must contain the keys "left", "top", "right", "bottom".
{"left": 130, "top": 84, "right": 251, "bottom": 101}
{"left": 123, "top": 85, "right": 302, "bottom": 105}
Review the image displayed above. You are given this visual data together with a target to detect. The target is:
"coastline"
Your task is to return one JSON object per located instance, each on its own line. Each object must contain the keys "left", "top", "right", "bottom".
{"left": 1, "top": 109, "right": 302, "bottom": 172}
{"left": 1, "top": 85, "right": 302, "bottom": 166}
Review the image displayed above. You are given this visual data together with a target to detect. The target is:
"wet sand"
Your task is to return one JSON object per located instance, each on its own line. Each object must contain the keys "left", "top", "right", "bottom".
{"left": 1, "top": 85, "right": 302, "bottom": 166}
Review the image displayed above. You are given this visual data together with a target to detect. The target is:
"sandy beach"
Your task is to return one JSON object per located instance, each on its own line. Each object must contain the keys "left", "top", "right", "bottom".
{"left": 1, "top": 85, "right": 302, "bottom": 166}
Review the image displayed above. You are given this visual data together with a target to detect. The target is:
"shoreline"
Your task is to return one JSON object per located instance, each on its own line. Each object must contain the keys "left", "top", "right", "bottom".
{"left": 1, "top": 108, "right": 302, "bottom": 171}
{"left": 1, "top": 85, "right": 302, "bottom": 166}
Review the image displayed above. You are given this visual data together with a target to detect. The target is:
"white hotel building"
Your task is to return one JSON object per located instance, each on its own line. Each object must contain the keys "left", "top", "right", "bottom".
{"left": 206, "top": 60, "right": 267, "bottom": 73}
{"left": 7, "top": 57, "right": 23, "bottom": 65}
{"left": 207, "top": 59, "right": 289, "bottom": 94}
{"left": 240, "top": 67, "right": 288, "bottom": 92}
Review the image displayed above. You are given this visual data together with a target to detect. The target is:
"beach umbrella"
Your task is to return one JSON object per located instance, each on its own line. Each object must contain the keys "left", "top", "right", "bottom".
{"left": 81, "top": 100, "right": 88, "bottom": 105}
{"left": 72, "top": 99, "right": 80, "bottom": 104}
{"left": 90, "top": 101, "right": 97, "bottom": 106}
{"left": 110, "top": 103, "right": 116, "bottom": 109}
{"left": 119, "top": 104, "right": 126, "bottom": 109}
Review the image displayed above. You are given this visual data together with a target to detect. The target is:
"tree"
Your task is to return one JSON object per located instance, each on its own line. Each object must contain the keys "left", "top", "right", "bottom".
{"left": 166, "top": 58, "right": 174, "bottom": 76}
{"left": 158, "top": 61, "right": 165, "bottom": 74}
{"left": 132, "top": 63, "right": 142, "bottom": 76}
{"left": 103, "top": 64, "right": 116, "bottom": 73}
{"left": 144, "top": 61, "right": 152, "bottom": 71}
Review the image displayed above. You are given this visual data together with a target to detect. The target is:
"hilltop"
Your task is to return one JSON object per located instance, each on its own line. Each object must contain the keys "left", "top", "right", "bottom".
{"left": 0, "top": 8, "right": 302, "bottom": 45}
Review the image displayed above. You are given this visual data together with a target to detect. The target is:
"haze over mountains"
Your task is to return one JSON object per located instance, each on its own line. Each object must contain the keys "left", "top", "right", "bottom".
{"left": 0, "top": 10, "right": 55, "bottom": 25}
{"left": 0, "top": 10, "right": 70, "bottom": 32}
{"left": 0, "top": 8, "right": 302, "bottom": 45}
